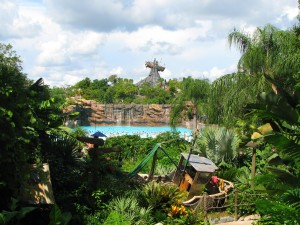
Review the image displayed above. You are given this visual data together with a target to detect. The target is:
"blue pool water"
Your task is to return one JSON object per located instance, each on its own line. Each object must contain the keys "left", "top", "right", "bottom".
{"left": 81, "top": 126, "right": 192, "bottom": 139}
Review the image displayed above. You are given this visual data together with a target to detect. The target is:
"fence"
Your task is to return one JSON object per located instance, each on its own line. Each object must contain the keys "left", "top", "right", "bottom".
{"left": 192, "top": 189, "right": 264, "bottom": 222}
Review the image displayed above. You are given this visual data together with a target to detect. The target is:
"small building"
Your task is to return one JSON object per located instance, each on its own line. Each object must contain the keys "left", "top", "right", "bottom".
{"left": 173, "top": 153, "right": 218, "bottom": 199}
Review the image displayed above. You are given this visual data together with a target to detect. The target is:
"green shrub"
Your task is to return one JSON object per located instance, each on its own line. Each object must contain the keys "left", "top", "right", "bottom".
{"left": 49, "top": 205, "right": 72, "bottom": 225}
{"left": 0, "top": 198, "right": 36, "bottom": 225}
{"left": 104, "top": 132, "right": 189, "bottom": 173}
{"left": 84, "top": 211, "right": 104, "bottom": 225}
{"left": 140, "top": 182, "right": 186, "bottom": 212}
{"left": 106, "top": 195, "right": 153, "bottom": 225}
{"left": 102, "top": 211, "right": 131, "bottom": 225}
{"left": 256, "top": 199, "right": 300, "bottom": 224}
{"left": 155, "top": 164, "right": 174, "bottom": 176}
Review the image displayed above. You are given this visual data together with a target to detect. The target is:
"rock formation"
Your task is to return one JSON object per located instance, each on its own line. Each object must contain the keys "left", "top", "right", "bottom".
{"left": 65, "top": 98, "right": 172, "bottom": 126}
{"left": 136, "top": 58, "right": 165, "bottom": 87}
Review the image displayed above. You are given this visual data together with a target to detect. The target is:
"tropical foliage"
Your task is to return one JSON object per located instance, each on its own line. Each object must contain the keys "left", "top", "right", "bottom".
{"left": 0, "top": 12, "right": 299, "bottom": 224}
{"left": 247, "top": 78, "right": 300, "bottom": 224}
{"left": 228, "top": 24, "right": 299, "bottom": 90}
{"left": 104, "top": 131, "right": 189, "bottom": 173}
{"left": 62, "top": 75, "right": 179, "bottom": 105}
{"left": 208, "top": 72, "right": 263, "bottom": 126}
{"left": 208, "top": 24, "right": 300, "bottom": 126}
{"left": 194, "top": 126, "right": 241, "bottom": 164}
{"left": 171, "top": 77, "right": 210, "bottom": 130}
{"left": 105, "top": 195, "right": 153, "bottom": 225}
{"left": 0, "top": 44, "right": 64, "bottom": 211}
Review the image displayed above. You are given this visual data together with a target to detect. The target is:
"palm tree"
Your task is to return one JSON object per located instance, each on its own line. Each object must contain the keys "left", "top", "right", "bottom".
{"left": 208, "top": 24, "right": 300, "bottom": 126}
{"left": 208, "top": 72, "right": 263, "bottom": 126}
{"left": 170, "top": 77, "right": 210, "bottom": 131}
{"left": 194, "top": 126, "right": 241, "bottom": 164}
{"left": 248, "top": 77, "right": 300, "bottom": 222}
{"left": 228, "top": 24, "right": 299, "bottom": 92}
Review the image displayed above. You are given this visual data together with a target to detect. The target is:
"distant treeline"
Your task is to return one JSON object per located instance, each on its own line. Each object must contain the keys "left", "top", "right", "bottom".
{"left": 50, "top": 74, "right": 203, "bottom": 105}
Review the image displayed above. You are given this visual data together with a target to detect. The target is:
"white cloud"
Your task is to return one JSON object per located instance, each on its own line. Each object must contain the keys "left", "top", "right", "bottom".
{"left": 109, "top": 24, "right": 212, "bottom": 56}
{"left": 68, "top": 32, "right": 105, "bottom": 55}
{"left": 275, "top": 6, "right": 299, "bottom": 24}
{"left": 284, "top": 6, "right": 299, "bottom": 20}
{"left": 36, "top": 31, "right": 105, "bottom": 67}
{"left": 109, "top": 66, "right": 124, "bottom": 76}
{"left": 46, "top": 0, "right": 290, "bottom": 32}
{"left": 203, "top": 65, "right": 236, "bottom": 81}
{"left": 0, "top": 0, "right": 298, "bottom": 87}
{"left": 37, "top": 38, "right": 70, "bottom": 66}
{"left": 0, "top": 0, "right": 41, "bottom": 39}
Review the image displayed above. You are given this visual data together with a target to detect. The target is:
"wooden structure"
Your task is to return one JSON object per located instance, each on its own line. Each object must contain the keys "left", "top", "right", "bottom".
{"left": 173, "top": 153, "right": 218, "bottom": 199}
{"left": 133, "top": 146, "right": 234, "bottom": 212}
{"left": 77, "top": 136, "right": 123, "bottom": 156}
{"left": 145, "top": 59, "right": 165, "bottom": 71}
{"left": 181, "top": 179, "right": 234, "bottom": 207}
{"left": 77, "top": 136, "right": 104, "bottom": 146}
{"left": 88, "top": 147, "right": 122, "bottom": 156}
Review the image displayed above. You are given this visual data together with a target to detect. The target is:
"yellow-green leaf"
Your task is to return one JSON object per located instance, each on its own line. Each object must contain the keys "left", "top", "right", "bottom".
{"left": 257, "top": 123, "right": 273, "bottom": 135}
{"left": 251, "top": 132, "right": 262, "bottom": 140}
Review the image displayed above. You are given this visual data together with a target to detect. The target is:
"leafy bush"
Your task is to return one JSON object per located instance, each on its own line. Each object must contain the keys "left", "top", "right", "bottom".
{"left": 140, "top": 182, "right": 186, "bottom": 212}
{"left": 105, "top": 195, "right": 153, "bottom": 225}
{"left": 71, "top": 126, "right": 89, "bottom": 137}
{"left": 0, "top": 198, "right": 36, "bottom": 225}
{"left": 216, "top": 166, "right": 239, "bottom": 182}
{"left": 194, "top": 126, "right": 240, "bottom": 164}
{"left": 102, "top": 211, "right": 131, "bottom": 225}
{"left": 282, "top": 188, "right": 300, "bottom": 211}
{"left": 256, "top": 199, "right": 300, "bottom": 224}
{"left": 105, "top": 132, "right": 189, "bottom": 172}
{"left": 49, "top": 205, "right": 72, "bottom": 225}
{"left": 155, "top": 164, "right": 175, "bottom": 176}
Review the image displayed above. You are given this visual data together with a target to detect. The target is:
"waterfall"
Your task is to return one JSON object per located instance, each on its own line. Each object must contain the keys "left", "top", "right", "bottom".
{"left": 128, "top": 109, "right": 131, "bottom": 126}
{"left": 118, "top": 110, "right": 122, "bottom": 125}
{"left": 113, "top": 109, "right": 122, "bottom": 125}
{"left": 123, "top": 108, "right": 132, "bottom": 126}
{"left": 165, "top": 108, "right": 169, "bottom": 124}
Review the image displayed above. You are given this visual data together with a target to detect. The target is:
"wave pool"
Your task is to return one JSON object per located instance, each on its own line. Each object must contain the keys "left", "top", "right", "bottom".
{"left": 81, "top": 125, "right": 192, "bottom": 139}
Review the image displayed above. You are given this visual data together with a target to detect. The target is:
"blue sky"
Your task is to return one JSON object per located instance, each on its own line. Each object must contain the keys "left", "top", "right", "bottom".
{"left": 1, "top": 0, "right": 298, "bottom": 87}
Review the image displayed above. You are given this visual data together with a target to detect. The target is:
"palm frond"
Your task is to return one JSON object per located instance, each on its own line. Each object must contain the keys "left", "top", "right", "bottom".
{"left": 228, "top": 28, "right": 251, "bottom": 53}
{"left": 194, "top": 126, "right": 240, "bottom": 163}
{"left": 170, "top": 100, "right": 186, "bottom": 127}
{"left": 29, "top": 78, "right": 45, "bottom": 91}
{"left": 43, "top": 131, "right": 82, "bottom": 165}
{"left": 235, "top": 166, "right": 251, "bottom": 187}
{"left": 282, "top": 188, "right": 300, "bottom": 210}
{"left": 265, "top": 134, "right": 300, "bottom": 163}
{"left": 255, "top": 173, "right": 289, "bottom": 194}
{"left": 266, "top": 166, "right": 299, "bottom": 187}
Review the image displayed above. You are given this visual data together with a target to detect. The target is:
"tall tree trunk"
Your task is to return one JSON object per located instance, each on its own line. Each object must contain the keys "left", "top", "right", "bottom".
{"left": 251, "top": 148, "right": 256, "bottom": 190}
{"left": 193, "top": 105, "right": 197, "bottom": 131}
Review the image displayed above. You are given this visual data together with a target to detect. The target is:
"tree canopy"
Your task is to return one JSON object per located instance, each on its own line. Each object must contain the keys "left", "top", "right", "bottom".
{"left": 208, "top": 24, "right": 300, "bottom": 127}
{"left": 0, "top": 43, "right": 64, "bottom": 210}
{"left": 170, "top": 77, "right": 210, "bottom": 130}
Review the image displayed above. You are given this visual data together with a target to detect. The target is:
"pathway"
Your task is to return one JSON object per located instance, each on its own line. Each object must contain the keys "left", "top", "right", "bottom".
{"left": 217, "top": 221, "right": 254, "bottom": 225}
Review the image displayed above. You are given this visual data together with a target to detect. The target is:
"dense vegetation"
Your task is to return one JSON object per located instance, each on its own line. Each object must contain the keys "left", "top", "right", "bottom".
{"left": 0, "top": 12, "right": 299, "bottom": 225}
{"left": 56, "top": 75, "right": 178, "bottom": 105}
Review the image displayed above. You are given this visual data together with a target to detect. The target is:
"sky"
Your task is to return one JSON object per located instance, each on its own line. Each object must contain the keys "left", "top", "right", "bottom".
{"left": 0, "top": 0, "right": 298, "bottom": 87}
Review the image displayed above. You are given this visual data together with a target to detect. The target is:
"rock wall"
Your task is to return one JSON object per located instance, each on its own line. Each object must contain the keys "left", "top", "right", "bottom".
{"left": 65, "top": 98, "right": 172, "bottom": 126}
